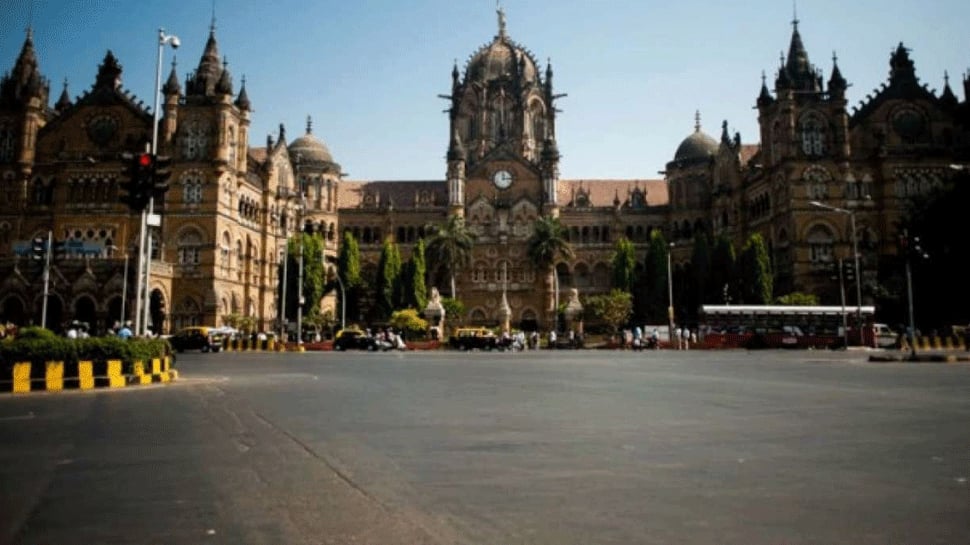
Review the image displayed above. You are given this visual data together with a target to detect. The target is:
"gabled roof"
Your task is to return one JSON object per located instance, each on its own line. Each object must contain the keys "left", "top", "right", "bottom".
{"left": 39, "top": 51, "right": 152, "bottom": 136}
{"left": 850, "top": 43, "right": 941, "bottom": 127}
{"left": 559, "top": 179, "right": 668, "bottom": 208}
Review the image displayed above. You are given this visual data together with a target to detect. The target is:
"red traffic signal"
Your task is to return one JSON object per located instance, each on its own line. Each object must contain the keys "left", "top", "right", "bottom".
{"left": 137, "top": 153, "right": 153, "bottom": 168}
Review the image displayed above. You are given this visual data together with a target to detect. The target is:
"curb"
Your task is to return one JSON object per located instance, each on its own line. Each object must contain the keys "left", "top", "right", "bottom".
{"left": 0, "top": 357, "right": 178, "bottom": 394}
{"left": 868, "top": 353, "right": 970, "bottom": 363}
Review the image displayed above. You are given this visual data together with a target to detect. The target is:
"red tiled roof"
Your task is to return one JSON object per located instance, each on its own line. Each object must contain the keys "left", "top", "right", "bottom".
{"left": 739, "top": 144, "right": 760, "bottom": 167}
{"left": 248, "top": 147, "right": 268, "bottom": 164}
{"left": 559, "top": 179, "right": 668, "bottom": 207}
{"left": 338, "top": 180, "right": 447, "bottom": 210}
{"left": 336, "top": 178, "right": 670, "bottom": 209}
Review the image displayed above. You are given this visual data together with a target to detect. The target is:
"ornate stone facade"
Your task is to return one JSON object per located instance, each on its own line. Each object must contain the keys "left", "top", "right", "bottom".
{"left": 0, "top": 13, "right": 967, "bottom": 333}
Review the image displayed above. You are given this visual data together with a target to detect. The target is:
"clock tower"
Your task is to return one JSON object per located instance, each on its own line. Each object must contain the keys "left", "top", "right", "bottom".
{"left": 442, "top": 5, "right": 562, "bottom": 220}
{"left": 437, "top": 5, "right": 564, "bottom": 331}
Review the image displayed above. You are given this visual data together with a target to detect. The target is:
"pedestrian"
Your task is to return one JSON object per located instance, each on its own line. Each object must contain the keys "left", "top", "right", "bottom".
{"left": 675, "top": 326, "right": 683, "bottom": 349}
{"left": 682, "top": 326, "right": 690, "bottom": 350}
{"left": 118, "top": 321, "right": 133, "bottom": 340}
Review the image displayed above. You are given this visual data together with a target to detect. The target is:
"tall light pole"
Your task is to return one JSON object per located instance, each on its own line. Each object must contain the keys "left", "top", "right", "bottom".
{"left": 137, "top": 28, "right": 179, "bottom": 336}
{"left": 667, "top": 242, "right": 675, "bottom": 347}
{"left": 295, "top": 155, "right": 305, "bottom": 350}
{"left": 279, "top": 243, "right": 288, "bottom": 341}
{"left": 325, "top": 256, "right": 347, "bottom": 332}
{"left": 810, "top": 201, "right": 863, "bottom": 343}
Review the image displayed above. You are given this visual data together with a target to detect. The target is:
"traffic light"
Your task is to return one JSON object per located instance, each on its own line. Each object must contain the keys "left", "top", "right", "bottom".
{"left": 119, "top": 152, "right": 154, "bottom": 211}
{"left": 842, "top": 261, "right": 855, "bottom": 282}
{"left": 31, "top": 237, "right": 46, "bottom": 260}
{"left": 152, "top": 155, "right": 172, "bottom": 198}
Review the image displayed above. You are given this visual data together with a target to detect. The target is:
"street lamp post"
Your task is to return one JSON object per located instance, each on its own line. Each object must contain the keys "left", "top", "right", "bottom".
{"left": 667, "top": 242, "right": 675, "bottom": 348}
{"left": 136, "top": 28, "right": 179, "bottom": 336}
{"left": 810, "top": 201, "right": 863, "bottom": 344}
{"left": 279, "top": 244, "right": 288, "bottom": 341}
{"left": 295, "top": 156, "right": 305, "bottom": 350}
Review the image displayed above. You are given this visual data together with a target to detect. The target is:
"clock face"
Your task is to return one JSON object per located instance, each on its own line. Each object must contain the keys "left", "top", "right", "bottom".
{"left": 493, "top": 169, "right": 513, "bottom": 189}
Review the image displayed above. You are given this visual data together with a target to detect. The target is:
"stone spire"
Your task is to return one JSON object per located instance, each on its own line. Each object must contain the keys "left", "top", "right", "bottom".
{"left": 55, "top": 78, "right": 72, "bottom": 112}
{"left": 163, "top": 57, "right": 181, "bottom": 96}
{"left": 189, "top": 20, "right": 223, "bottom": 96}
{"left": 0, "top": 27, "right": 49, "bottom": 106}
{"left": 235, "top": 75, "right": 251, "bottom": 111}
{"left": 828, "top": 51, "right": 847, "bottom": 97}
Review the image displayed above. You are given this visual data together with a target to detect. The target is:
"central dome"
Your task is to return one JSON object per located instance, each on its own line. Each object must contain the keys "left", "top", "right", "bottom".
{"left": 288, "top": 118, "right": 339, "bottom": 172}
{"left": 671, "top": 114, "right": 718, "bottom": 165}
{"left": 466, "top": 37, "right": 538, "bottom": 84}
{"left": 464, "top": 9, "right": 539, "bottom": 85}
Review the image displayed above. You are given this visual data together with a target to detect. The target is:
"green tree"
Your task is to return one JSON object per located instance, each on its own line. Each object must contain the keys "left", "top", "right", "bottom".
{"left": 643, "top": 230, "right": 670, "bottom": 322}
{"left": 441, "top": 297, "right": 465, "bottom": 329}
{"left": 893, "top": 169, "right": 970, "bottom": 330}
{"left": 389, "top": 308, "right": 429, "bottom": 339}
{"left": 708, "top": 234, "right": 737, "bottom": 304}
{"left": 403, "top": 239, "right": 428, "bottom": 311}
{"left": 775, "top": 292, "right": 819, "bottom": 305}
{"left": 375, "top": 238, "right": 402, "bottom": 319}
{"left": 338, "top": 230, "right": 363, "bottom": 324}
{"left": 585, "top": 289, "right": 633, "bottom": 335}
{"left": 527, "top": 215, "right": 574, "bottom": 327}
{"left": 283, "top": 233, "right": 326, "bottom": 321}
{"left": 690, "top": 234, "right": 711, "bottom": 308}
{"left": 611, "top": 237, "right": 637, "bottom": 292}
{"left": 425, "top": 215, "right": 476, "bottom": 298}
{"left": 739, "top": 233, "right": 773, "bottom": 304}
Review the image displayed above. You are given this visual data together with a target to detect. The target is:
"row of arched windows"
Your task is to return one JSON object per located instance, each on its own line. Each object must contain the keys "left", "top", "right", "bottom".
{"left": 748, "top": 193, "right": 771, "bottom": 220}
{"left": 565, "top": 225, "right": 611, "bottom": 244}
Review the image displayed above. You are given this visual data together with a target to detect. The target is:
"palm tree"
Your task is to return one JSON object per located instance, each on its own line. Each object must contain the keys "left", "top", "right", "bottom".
{"left": 527, "top": 215, "right": 574, "bottom": 327}
{"left": 425, "top": 215, "right": 475, "bottom": 299}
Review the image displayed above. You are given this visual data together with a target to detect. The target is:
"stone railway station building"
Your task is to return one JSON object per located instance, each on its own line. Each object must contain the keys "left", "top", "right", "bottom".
{"left": 0, "top": 11, "right": 968, "bottom": 334}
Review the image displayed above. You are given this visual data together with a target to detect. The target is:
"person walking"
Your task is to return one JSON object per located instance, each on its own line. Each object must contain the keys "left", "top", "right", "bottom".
{"left": 682, "top": 326, "right": 690, "bottom": 350}
{"left": 117, "top": 321, "right": 133, "bottom": 340}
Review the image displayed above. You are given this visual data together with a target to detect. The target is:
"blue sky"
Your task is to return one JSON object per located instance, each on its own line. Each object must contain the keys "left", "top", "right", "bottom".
{"left": 2, "top": 1, "right": 968, "bottom": 180}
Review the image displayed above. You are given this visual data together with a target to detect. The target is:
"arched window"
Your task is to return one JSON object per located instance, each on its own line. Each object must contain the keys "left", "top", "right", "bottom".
{"left": 182, "top": 172, "right": 204, "bottom": 204}
{"left": 800, "top": 114, "right": 826, "bottom": 157}
{"left": 804, "top": 166, "right": 831, "bottom": 201}
{"left": 0, "top": 124, "right": 15, "bottom": 162}
{"left": 181, "top": 120, "right": 209, "bottom": 160}
{"left": 227, "top": 125, "right": 237, "bottom": 167}
{"left": 806, "top": 225, "right": 835, "bottom": 265}
{"left": 177, "top": 229, "right": 203, "bottom": 265}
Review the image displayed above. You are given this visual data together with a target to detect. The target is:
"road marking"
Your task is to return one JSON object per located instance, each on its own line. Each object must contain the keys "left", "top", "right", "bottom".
{"left": 0, "top": 412, "right": 35, "bottom": 421}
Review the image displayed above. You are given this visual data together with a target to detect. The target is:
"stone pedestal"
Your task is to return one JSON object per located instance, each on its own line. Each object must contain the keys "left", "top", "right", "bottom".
{"left": 423, "top": 287, "right": 446, "bottom": 340}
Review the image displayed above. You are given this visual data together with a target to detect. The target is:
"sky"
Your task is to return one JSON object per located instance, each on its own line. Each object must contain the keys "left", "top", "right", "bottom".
{"left": 2, "top": 0, "right": 968, "bottom": 181}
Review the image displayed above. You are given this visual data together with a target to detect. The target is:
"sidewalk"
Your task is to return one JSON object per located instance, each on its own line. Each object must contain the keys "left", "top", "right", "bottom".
{"left": 868, "top": 349, "right": 970, "bottom": 363}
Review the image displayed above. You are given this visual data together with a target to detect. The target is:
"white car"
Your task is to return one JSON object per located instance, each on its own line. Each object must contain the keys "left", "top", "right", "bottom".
{"left": 872, "top": 323, "right": 897, "bottom": 348}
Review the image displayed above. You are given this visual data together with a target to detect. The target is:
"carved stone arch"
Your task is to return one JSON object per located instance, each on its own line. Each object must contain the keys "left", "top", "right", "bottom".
{"left": 573, "top": 262, "right": 592, "bottom": 288}
{"left": 71, "top": 293, "right": 99, "bottom": 329}
{"left": 777, "top": 227, "right": 790, "bottom": 248}
{"left": 73, "top": 271, "right": 99, "bottom": 297}
{"left": 0, "top": 293, "right": 28, "bottom": 325}
{"left": 468, "top": 307, "right": 488, "bottom": 326}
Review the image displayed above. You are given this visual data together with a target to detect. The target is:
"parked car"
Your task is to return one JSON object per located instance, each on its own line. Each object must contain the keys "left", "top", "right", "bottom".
{"left": 449, "top": 327, "right": 498, "bottom": 351}
{"left": 872, "top": 323, "right": 898, "bottom": 348}
{"left": 169, "top": 326, "right": 224, "bottom": 353}
{"left": 333, "top": 329, "right": 378, "bottom": 351}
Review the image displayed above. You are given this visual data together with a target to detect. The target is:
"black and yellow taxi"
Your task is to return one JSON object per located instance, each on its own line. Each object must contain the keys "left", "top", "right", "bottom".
{"left": 448, "top": 327, "right": 498, "bottom": 351}
{"left": 168, "top": 326, "right": 225, "bottom": 353}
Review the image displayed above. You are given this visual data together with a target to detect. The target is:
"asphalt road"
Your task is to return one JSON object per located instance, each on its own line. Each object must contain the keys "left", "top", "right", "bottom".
{"left": 1, "top": 349, "right": 968, "bottom": 545}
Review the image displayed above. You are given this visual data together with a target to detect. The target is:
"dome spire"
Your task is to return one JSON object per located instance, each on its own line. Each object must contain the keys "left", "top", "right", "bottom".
{"left": 306, "top": 115, "right": 313, "bottom": 135}
{"left": 496, "top": 1, "right": 507, "bottom": 39}
{"left": 694, "top": 110, "right": 702, "bottom": 133}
